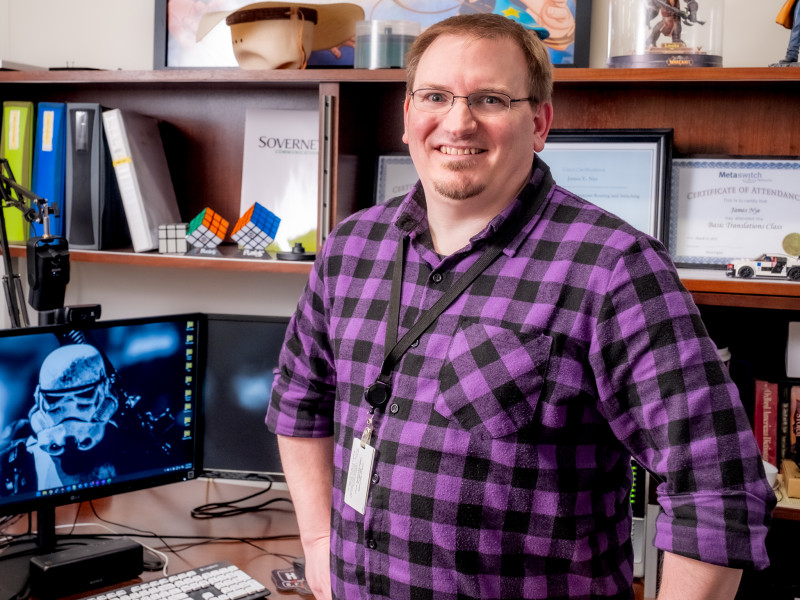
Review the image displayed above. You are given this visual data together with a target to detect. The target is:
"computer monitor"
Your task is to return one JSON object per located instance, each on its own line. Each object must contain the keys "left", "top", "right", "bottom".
{"left": 0, "top": 313, "right": 203, "bottom": 551}
{"left": 200, "top": 314, "right": 289, "bottom": 482}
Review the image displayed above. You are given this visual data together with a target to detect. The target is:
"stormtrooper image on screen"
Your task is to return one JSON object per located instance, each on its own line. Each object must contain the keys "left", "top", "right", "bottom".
{"left": 28, "top": 344, "right": 123, "bottom": 488}
{"left": 0, "top": 321, "right": 192, "bottom": 498}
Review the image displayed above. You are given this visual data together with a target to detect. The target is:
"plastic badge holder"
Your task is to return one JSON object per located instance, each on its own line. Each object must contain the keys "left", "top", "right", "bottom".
{"left": 354, "top": 20, "right": 421, "bottom": 69}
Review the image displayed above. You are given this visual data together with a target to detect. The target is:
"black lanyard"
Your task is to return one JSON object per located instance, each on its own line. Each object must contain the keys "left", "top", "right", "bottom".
{"left": 363, "top": 169, "right": 554, "bottom": 411}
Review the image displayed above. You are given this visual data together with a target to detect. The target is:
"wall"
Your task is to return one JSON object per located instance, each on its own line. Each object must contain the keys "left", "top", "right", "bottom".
{"left": 0, "top": 0, "right": 794, "bottom": 325}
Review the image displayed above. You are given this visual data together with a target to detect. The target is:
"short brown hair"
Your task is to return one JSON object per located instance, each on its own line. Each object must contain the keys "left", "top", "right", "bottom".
{"left": 405, "top": 13, "right": 553, "bottom": 105}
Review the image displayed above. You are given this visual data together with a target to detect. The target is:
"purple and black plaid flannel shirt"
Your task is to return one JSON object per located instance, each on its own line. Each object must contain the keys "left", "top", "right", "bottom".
{"left": 267, "top": 159, "right": 775, "bottom": 600}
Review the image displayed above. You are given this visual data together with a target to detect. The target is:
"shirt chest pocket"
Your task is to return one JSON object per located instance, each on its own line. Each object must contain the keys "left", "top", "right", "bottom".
{"left": 434, "top": 322, "right": 553, "bottom": 440}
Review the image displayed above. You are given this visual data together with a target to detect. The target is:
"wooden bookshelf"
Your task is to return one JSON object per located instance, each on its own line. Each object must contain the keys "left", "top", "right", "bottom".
{"left": 1, "top": 66, "right": 800, "bottom": 307}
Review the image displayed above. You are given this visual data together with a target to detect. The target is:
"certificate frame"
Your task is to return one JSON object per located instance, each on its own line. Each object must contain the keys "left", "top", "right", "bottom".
{"left": 538, "top": 129, "right": 673, "bottom": 243}
{"left": 668, "top": 157, "right": 800, "bottom": 269}
{"left": 375, "top": 154, "right": 418, "bottom": 205}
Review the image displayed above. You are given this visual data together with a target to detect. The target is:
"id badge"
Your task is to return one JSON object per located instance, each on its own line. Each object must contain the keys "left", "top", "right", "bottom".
{"left": 344, "top": 436, "right": 375, "bottom": 514}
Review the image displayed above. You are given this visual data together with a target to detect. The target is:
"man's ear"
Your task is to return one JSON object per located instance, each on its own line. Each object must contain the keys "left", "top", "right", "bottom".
{"left": 532, "top": 101, "right": 554, "bottom": 153}
{"left": 402, "top": 93, "right": 411, "bottom": 145}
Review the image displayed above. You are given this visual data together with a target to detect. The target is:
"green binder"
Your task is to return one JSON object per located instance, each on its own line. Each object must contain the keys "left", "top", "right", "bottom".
{"left": 1, "top": 101, "right": 34, "bottom": 243}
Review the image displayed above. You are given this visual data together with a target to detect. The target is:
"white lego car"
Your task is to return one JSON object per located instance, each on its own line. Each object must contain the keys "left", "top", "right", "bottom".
{"left": 726, "top": 253, "right": 800, "bottom": 281}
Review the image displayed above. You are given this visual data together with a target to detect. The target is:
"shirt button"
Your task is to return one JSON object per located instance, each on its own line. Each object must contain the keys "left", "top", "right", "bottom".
{"left": 371, "top": 472, "right": 380, "bottom": 484}
{"left": 431, "top": 273, "right": 443, "bottom": 283}
{"left": 410, "top": 339, "right": 420, "bottom": 348}
{"left": 367, "top": 539, "right": 377, "bottom": 549}
{"left": 389, "top": 403, "right": 399, "bottom": 414}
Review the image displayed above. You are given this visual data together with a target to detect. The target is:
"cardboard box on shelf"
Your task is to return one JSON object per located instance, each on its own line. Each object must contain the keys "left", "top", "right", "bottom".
{"left": 782, "top": 459, "right": 800, "bottom": 498}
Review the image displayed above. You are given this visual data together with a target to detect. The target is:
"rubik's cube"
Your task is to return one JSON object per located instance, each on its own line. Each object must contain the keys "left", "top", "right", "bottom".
{"left": 158, "top": 223, "right": 188, "bottom": 254}
{"left": 231, "top": 202, "right": 281, "bottom": 250}
{"left": 185, "top": 208, "right": 229, "bottom": 249}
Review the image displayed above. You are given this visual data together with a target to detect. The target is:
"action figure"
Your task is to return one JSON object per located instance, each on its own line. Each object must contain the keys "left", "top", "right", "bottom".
{"left": 773, "top": 0, "right": 800, "bottom": 66}
{"left": 646, "top": 0, "right": 705, "bottom": 48}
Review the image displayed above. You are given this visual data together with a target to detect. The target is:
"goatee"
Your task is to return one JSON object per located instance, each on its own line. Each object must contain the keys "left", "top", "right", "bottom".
{"left": 433, "top": 161, "right": 485, "bottom": 200}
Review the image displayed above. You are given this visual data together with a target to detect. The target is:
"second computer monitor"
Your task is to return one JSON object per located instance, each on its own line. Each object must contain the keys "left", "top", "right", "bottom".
{"left": 201, "top": 314, "right": 289, "bottom": 482}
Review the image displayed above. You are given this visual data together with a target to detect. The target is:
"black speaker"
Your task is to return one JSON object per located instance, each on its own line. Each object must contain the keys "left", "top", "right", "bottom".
{"left": 29, "top": 537, "right": 143, "bottom": 598}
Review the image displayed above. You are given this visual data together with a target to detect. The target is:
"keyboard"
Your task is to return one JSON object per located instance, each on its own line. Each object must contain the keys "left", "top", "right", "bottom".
{"left": 82, "top": 561, "right": 270, "bottom": 600}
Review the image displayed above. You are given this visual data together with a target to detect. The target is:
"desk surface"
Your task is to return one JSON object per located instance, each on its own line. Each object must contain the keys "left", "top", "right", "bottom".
{"left": 1, "top": 478, "right": 303, "bottom": 599}
{"left": 0, "top": 478, "right": 653, "bottom": 600}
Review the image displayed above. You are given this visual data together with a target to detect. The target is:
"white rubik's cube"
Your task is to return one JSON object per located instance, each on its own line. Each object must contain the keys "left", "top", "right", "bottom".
{"left": 158, "top": 223, "right": 188, "bottom": 254}
{"left": 231, "top": 202, "right": 281, "bottom": 250}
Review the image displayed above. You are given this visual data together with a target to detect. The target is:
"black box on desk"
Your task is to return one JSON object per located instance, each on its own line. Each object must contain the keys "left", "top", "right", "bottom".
{"left": 29, "top": 537, "right": 143, "bottom": 598}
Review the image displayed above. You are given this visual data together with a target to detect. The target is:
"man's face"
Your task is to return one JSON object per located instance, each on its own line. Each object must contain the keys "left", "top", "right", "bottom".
{"left": 403, "top": 34, "right": 552, "bottom": 205}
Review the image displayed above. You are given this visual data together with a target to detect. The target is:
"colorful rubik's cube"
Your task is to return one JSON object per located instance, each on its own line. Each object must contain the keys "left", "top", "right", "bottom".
{"left": 158, "top": 223, "right": 188, "bottom": 254}
{"left": 185, "top": 208, "right": 229, "bottom": 249}
{"left": 231, "top": 202, "right": 281, "bottom": 250}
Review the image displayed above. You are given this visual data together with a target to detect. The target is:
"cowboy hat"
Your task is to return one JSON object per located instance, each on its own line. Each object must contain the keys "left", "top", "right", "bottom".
{"left": 196, "top": 2, "right": 365, "bottom": 51}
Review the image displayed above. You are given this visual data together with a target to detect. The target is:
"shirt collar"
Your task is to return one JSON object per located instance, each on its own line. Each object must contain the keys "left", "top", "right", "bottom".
{"left": 393, "top": 155, "right": 553, "bottom": 256}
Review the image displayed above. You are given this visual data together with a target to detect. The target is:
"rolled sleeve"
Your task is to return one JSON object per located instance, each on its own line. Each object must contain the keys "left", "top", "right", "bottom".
{"left": 590, "top": 236, "right": 776, "bottom": 570}
{"left": 266, "top": 248, "right": 337, "bottom": 439}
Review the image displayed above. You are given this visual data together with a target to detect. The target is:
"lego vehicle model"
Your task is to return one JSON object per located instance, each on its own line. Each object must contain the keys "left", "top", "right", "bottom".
{"left": 726, "top": 253, "right": 800, "bottom": 281}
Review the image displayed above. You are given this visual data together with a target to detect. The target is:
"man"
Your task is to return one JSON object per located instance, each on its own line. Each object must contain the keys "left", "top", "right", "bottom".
{"left": 267, "top": 13, "right": 774, "bottom": 600}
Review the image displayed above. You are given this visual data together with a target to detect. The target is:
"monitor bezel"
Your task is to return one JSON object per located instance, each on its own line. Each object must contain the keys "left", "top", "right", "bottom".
{"left": 199, "top": 312, "right": 289, "bottom": 484}
{"left": 0, "top": 312, "right": 206, "bottom": 520}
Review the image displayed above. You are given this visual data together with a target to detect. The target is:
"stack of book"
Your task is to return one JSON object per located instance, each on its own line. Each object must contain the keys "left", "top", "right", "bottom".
{"left": 754, "top": 378, "right": 800, "bottom": 470}
{"left": 0, "top": 101, "right": 181, "bottom": 252}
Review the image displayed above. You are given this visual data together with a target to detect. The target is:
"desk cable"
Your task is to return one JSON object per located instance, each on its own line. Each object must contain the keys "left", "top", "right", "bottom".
{"left": 190, "top": 480, "right": 293, "bottom": 519}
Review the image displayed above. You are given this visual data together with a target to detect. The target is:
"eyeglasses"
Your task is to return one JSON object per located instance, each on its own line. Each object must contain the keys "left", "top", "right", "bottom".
{"left": 409, "top": 88, "right": 534, "bottom": 117}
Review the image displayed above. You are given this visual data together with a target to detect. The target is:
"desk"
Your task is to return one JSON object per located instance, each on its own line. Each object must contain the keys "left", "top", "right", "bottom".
{"left": 1, "top": 478, "right": 303, "bottom": 599}
{"left": 1, "top": 478, "right": 651, "bottom": 600}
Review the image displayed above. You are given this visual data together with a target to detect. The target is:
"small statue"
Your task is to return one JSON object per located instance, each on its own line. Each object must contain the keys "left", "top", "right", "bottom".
{"left": 646, "top": 0, "right": 705, "bottom": 49}
{"left": 772, "top": 0, "right": 800, "bottom": 66}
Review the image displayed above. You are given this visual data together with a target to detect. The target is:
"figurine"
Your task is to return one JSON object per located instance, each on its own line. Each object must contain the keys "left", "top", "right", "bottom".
{"left": 646, "top": 0, "right": 705, "bottom": 49}
{"left": 772, "top": 0, "right": 800, "bottom": 66}
{"left": 726, "top": 253, "right": 800, "bottom": 281}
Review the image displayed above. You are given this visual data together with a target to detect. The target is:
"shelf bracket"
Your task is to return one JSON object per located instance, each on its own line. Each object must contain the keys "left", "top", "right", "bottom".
{"left": 320, "top": 95, "right": 334, "bottom": 245}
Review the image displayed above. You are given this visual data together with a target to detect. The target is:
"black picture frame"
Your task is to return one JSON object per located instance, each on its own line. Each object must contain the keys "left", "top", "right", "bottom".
{"left": 153, "top": 0, "right": 592, "bottom": 69}
{"left": 568, "top": 0, "right": 592, "bottom": 69}
{"left": 153, "top": 0, "right": 168, "bottom": 70}
{"left": 538, "top": 129, "right": 673, "bottom": 243}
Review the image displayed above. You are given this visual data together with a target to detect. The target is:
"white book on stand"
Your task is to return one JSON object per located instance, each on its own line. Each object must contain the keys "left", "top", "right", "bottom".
{"left": 102, "top": 108, "right": 181, "bottom": 252}
{"left": 239, "top": 108, "right": 319, "bottom": 252}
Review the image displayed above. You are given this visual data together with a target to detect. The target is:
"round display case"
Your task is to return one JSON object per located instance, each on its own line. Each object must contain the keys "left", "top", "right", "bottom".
{"left": 607, "top": 0, "right": 724, "bottom": 67}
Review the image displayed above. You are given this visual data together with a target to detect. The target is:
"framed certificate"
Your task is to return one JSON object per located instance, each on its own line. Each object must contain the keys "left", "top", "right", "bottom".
{"left": 669, "top": 158, "right": 800, "bottom": 268}
{"left": 538, "top": 129, "right": 672, "bottom": 242}
{"left": 375, "top": 155, "right": 418, "bottom": 205}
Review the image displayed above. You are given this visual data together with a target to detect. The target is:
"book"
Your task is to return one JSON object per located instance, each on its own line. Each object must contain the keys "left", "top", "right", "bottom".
{"left": 790, "top": 385, "right": 800, "bottom": 458}
{"left": 754, "top": 378, "right": 779, "bottom": 466}
{"left": 101, "top": 108, "right": 181, "bottom": 252}
{"left": 239, "top": 108, "right": 318, "bottom": 253}
{"left": 64, "top": 102, "right": 129, "bottom": 250}
{"left": 0, "top": 101, "right": 34, "bottom": 243}
{"left": 779, "top": 384, "right": 791, "bottom": 463}
{"left": 31, "top": 102, "right": 67, "bottom": 238}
